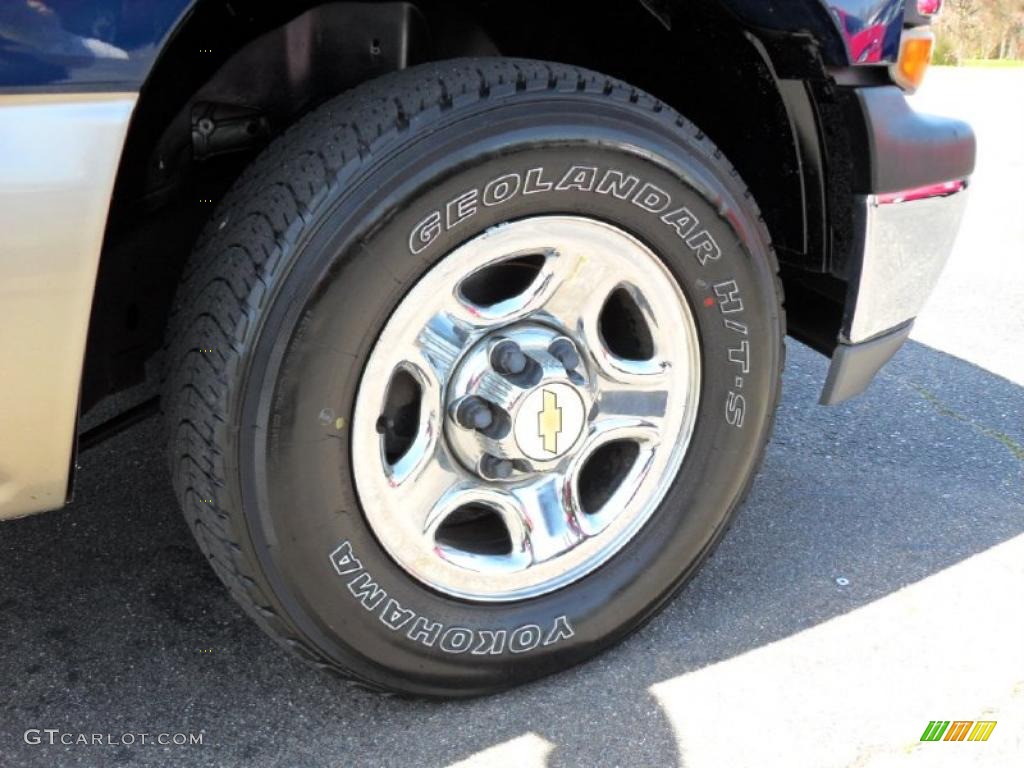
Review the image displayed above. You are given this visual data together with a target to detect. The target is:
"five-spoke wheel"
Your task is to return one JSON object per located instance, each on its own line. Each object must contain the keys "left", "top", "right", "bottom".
{"left": 353, "top": 217, "right": 702, "bottom": 600}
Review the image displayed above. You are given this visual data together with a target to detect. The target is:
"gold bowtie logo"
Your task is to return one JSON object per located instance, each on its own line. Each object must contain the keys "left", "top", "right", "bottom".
{"left": 538, "top": 389, "right": 563, "bottom": 454}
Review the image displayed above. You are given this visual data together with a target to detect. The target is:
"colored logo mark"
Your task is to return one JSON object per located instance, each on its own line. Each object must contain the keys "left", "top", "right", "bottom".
{"left": 920, "top": 720, "right": 996, "bottom": 742}
{"left": 538, "top": 389, "right": 562, "bottom": 454}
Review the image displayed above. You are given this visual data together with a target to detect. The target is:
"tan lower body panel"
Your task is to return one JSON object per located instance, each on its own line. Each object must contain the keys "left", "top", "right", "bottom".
{"left": 0, "top": 92, "right": 136, "bottom": 519}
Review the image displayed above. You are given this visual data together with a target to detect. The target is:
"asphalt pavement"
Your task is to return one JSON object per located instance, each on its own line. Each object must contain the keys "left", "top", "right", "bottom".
{"left": 1, "top": 68, "right": 1021, "bottom": 768}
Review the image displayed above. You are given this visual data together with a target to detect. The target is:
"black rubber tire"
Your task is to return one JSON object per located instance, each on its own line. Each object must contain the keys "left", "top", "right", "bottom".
{"left": 162, "top": 57, "right": 785, "bottom": 697}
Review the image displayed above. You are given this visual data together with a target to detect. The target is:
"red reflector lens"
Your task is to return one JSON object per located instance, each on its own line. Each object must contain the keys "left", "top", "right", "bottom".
{"left": 876, "top": 179, "right": 964, "bottom": 204}
{"left": 917, "top": 0, "right": 942, "bottom": 16}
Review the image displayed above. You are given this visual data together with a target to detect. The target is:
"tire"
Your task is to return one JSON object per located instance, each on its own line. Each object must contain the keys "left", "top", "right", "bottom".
{"left": 163, "top": 57, "right": 784, "bottom": 697}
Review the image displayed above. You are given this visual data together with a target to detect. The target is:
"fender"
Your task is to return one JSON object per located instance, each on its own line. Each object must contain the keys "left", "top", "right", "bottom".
{"left": 698, "top": 0, "right": 904, "bottom": 66}
{"left": 0, "top": 0, "right": 904, "bottom": 91}
{"left": 0, "top": 0, "right": 191, "bottom": 89}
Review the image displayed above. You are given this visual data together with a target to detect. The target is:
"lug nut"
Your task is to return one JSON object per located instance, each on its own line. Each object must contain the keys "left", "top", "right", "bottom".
{"left": 491, "top": 340, "right": 528, "bottom": 376}
{"left": 549, "top": 338, "right": 580, "bottom": 371}
{"left": 456, "top": 396, "right": 494, "bottom": 431}
{"left": 481, "top": 454, "right": 514, "bottom": 479}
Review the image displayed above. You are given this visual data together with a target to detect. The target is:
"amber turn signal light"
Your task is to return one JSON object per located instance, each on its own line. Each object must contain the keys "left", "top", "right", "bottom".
{"left": 891, "top": 28, "right": 934, "bottom": 93}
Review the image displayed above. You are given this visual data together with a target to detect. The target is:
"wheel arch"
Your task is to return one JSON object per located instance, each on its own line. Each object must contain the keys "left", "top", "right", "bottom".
{"left": 86, "top": 0, "right": 837, "bottom": 415}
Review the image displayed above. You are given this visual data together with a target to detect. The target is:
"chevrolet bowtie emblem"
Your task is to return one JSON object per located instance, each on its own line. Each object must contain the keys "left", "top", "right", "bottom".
{"left": 538, "top": 389, "right": 563, "bottom": 454}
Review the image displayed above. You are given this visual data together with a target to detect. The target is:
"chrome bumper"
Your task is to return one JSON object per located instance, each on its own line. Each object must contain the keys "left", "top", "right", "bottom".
{"left": 844, "top": 181, "right": 969, "bottom": 344}
{"left": 821, "top": 180, "right": 969, "bottom": 404}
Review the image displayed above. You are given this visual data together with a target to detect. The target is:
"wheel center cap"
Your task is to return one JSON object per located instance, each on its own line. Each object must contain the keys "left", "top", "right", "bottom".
{"left": 513, "top": 383, "right": 586, "bottom": 461}
{"left": 444, "top": 323, "right": 592, "bottom": 479}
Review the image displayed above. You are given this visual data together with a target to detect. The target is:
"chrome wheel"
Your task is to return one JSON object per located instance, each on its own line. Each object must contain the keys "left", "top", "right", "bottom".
{"left": 352, "top": 216, "right": 701, "bottom": 601}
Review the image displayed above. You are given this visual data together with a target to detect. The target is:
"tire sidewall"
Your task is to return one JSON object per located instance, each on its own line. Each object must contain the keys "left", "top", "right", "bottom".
{"left": 235, "top": 94, "right": 780, "bottom": 695}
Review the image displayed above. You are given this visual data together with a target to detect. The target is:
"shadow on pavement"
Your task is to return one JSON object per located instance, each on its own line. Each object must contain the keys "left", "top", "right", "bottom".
{"left": 1, "top": 339, "right": 1021, "bottom": 767}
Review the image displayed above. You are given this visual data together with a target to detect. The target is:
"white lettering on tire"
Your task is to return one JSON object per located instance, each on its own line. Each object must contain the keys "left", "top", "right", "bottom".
{"left": 407, "top": 164, "right": 720, "bottom": 265}
{"left": 329, "top": 541, "right": 575, "bottom": 654}
{"left": 482, "top": 173, "right": 522, "bottom": 206}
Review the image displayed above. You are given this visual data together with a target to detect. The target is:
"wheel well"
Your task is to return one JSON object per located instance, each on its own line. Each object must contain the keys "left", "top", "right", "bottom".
{"left": 84, "top": 0, "right": 832, "bottom": 413}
